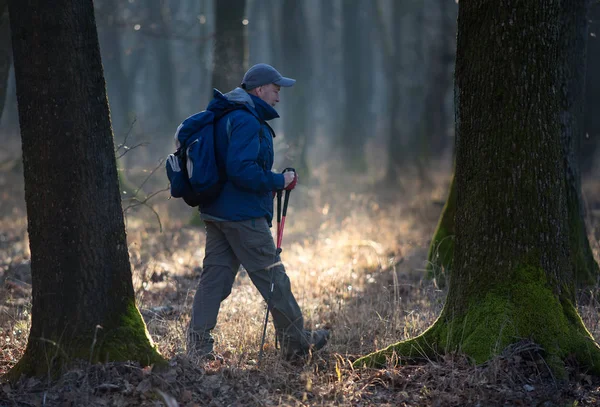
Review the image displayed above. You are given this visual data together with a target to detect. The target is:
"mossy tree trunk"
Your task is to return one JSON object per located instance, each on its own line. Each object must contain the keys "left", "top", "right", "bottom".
{"left": 423, "top": 2, "right": 599, "bottom": 289}
{"left": 6, "top": 0, "right": 164, "bottom": 381}
{"left": 426, "top": 172, "right": 455, "bottom": 286}
{"left": 355, "top": 0, "right": 600, "bottom": 375}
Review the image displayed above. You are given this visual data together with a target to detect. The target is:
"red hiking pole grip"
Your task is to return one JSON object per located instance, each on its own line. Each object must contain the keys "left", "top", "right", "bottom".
{"left": 276, "top": 168, "right": 294, "bottom": 253}
{"left": 278, "top": 189, "right": 291, "bottom": 250}
{"left": 276, "top": 190, "right": 282, "bottom": 251}
{"left": 278, "top": 216, "right": 286, "bottom": 249}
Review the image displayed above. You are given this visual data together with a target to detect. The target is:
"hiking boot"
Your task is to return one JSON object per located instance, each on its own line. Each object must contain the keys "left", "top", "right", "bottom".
{"left": 308, "top": 329, "right": 330, "bottom": 351}
{"left": 186, "top": 330, "right": 221, "bottom": 361}
{"left": 281, "top": 329, "right": 330, "bottom": 360}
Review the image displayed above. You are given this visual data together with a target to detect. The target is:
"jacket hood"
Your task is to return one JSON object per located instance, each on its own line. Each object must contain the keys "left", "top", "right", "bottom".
{"left": 207, "top": 88, "right": 280, "bottom": 122}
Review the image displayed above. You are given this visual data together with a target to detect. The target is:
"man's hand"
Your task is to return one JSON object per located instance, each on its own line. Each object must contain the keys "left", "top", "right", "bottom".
{"left": 283, "top": 170, "right": 297, "bottom": 190}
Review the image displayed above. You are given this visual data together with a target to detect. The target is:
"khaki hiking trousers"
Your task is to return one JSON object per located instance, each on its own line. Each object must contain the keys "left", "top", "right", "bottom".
{"left": 189, "top": 217, "right": 307, "bottom": 353}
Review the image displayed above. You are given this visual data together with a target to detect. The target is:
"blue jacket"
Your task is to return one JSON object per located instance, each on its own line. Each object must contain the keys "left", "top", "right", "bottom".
{"left": 199, "top": 88, "right": 285, "bottom": 224}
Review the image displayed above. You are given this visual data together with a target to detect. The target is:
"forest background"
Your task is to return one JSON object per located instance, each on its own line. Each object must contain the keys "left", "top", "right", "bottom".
{"left": 0, "top": 0, "right": 600, "bottom": 405}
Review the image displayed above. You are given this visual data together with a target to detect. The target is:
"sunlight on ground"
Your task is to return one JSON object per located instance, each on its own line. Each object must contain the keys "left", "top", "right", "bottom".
{"left": 2, "top": 166, "right": 600, "bottom": 405}
{"left": 118, "top": 168, "right": 461, "bottom": 362}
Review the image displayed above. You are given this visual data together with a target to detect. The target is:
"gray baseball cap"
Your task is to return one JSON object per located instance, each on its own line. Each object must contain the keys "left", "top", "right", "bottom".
{"left": 241, "top": 63, "right": 296, "bottom": 90}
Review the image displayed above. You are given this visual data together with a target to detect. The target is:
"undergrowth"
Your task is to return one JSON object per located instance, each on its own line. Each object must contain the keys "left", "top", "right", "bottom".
{"left": 1, "top": 165, "right": 600, "bottom": 406}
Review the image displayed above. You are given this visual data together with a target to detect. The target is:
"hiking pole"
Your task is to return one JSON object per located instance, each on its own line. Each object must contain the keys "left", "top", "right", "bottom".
{"left": 258, "top": 190, "right": 281, "bottom": 364}
{"left": 276, "top": 188, "right": 283, "bottom": 255}
{"left": 258, "top": 168, "right": 295, "bottom": 363}
{"left": 277, "top": 168, "right": 295, "bottom": 250}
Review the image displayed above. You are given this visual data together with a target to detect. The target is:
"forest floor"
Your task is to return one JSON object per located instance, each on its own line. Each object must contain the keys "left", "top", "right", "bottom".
{"left": 1, "top": 160, "right": 600, "bottom": 406}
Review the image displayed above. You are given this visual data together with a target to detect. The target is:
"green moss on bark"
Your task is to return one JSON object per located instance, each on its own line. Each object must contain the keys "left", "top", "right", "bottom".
{"left": 354, "top": 265, "right": 600, "bottom": 376}
{"left": 96, "top": 299, "right": 164, "bottom": 366}
{"left": 426, "top": 175, "right": 456, "bottom": 286}
{"left": 5, "top": 300, "right": 165, "bottom": 382}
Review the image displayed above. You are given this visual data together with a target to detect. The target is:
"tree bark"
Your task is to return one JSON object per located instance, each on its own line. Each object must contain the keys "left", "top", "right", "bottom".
{"left": 6, "top": 0, "right": 163, "bottom": 380}
{"left": 423, "top": 0, "right": 599, "bottom": 288}
{"left": 582, "top": 2, "right": 600, "bottom": 173}
{"left": 148, "top": 0, "right": 177, "bottom": 128}
{"left": 355, "top": 0, "right": 600, "bottom": 376}
{"left": 420, "top": 0, "right": 455, "bottom": 156}
{"left": 0, "top": 1, "right": 11, "bottom": 122}
{"left": 374, "top": 0, "right": 404, "bottom": 185}
{"left": 340, "top": 0, "right": 372, "bottom": 172}
{"left": 96, "top": 0, "right": 134, "bottom": 139}
{"left": 558, "top": 0, "right": 599, "bottom": 286}
{"left": 426, "top": 171, "right": 455, "bottom": 286}
{"left": 318, "top": 0, "right": 342, "bottom": 146}
{"left": 212, "top": 0, "right": 246, "bottom": 92}
{"left": 279, "top": 0, "right": 311, "bottom": 178}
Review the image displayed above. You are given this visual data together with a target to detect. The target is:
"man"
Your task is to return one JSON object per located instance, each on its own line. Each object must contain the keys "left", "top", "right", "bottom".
{"left": 187, "top": 63, "right": 330, "bottom": 360}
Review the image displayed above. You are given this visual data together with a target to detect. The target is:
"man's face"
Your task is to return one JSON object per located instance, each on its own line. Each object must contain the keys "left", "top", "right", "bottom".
{"left": 255, "top": 83, "right": 281, "bottom": 107}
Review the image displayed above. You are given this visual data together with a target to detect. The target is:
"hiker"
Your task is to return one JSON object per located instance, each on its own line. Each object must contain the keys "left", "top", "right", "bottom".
{"left": 187, "top": 63, "right": 330, "bottom": 360}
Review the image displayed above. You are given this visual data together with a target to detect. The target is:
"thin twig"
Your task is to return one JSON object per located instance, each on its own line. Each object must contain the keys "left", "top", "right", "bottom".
{"left": 116, "top": 141, "right": 150, "bottom": 160}
{"left": 123, "top": 188, "right": 168, "bottom": 233}
{"left": 115, "top": 118, "right": 138, "bottom": 156}
{"left": 132, "top": 158, "right": 165, "bottom": 199}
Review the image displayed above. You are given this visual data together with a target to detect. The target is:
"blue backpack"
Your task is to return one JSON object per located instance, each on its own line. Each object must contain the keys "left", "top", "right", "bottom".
{"left": 166, "top": 106, "right": 243, "bottom": 207}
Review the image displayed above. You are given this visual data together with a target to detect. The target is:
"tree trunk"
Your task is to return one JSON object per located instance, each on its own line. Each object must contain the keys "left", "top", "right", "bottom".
{"left": 279, "top": 0, "right": 311, "bottom": 178}
{"left": 582, "top": 1, "right": 600, "bottom": 174}
{"left": 340, "top": 0, "right": 372, "bottom": 172}
{"left": 422, "top": 1, "right": 599, "bottom": 289}
{"left": 96, "top": 0, "right": 133, "bottom": 139}
{"left": 374, "top": 0, "right": 405, "bottom": 185}
{"left": 0, "top": 1, "right": 11, "bottom": 122}
{"left": 559, "top": 0, "right": 599, "bottom": 286}
{"left": 426, "top": 171, "right": 455, "bottom": 286}
{"left": 355, "top": 0, "right": 600, "bottom": 376}
{"left": 197, "top": 0, "right": 212, "bottom": 105}
{"left": 95, "top": 0, "right": 137, "bottom": 193}
{"left": 6, "top": 0, "right": 163, "bottom": 380}
{"left": 212, "top": 0, "right": 246, "bottom": 92}
{"left": 318, "top": 0, "right": 341, "bottom": 147}
{"left": 420, "top": 0, "right": 455, "bottom": 156}
{"left": 148, "top": 0, "right": 177, "bottom": 128}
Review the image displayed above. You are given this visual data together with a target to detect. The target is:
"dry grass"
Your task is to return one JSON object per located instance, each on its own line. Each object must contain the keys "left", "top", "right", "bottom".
{"left": 1, "top": 164, "right": 600, "bottom": 406}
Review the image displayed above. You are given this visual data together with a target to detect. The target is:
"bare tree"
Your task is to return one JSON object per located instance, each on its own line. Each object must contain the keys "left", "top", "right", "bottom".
{"left": 373, "top": 0, "right": 404, "bottom": 184}
{"left": 212, "top": 0, "right": 246, "bottom": 92}
{"left": 355, "top": 0, "right": 600, "bottom": 375}
{"left": 559, "top": 0, "right": 599, "bottom": 286}
{"left": 147, "top": 0, "right": 177, "bottom": 128}
{"left": 96, "top": 0, "right": 134, "bottom": 139}
{"left": 425, "top": 0, "right": 598, "bottom": 288}
{"left": 6, "top": 0, "right": 163, "bottom": 379}
{"left": 340, "top": 1, "right": 373, "bottom": 172}
{"left": 582, "top": 1, "right": 600, "bottom": 173}
{"left": 419, "top": 0, "right": 456, "bottom": 156}
{"left": 278, "top": 0, "right": 312, "bottom": 177}
{"left": 0, "top": 0, "right": 11, "bottom": 122}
